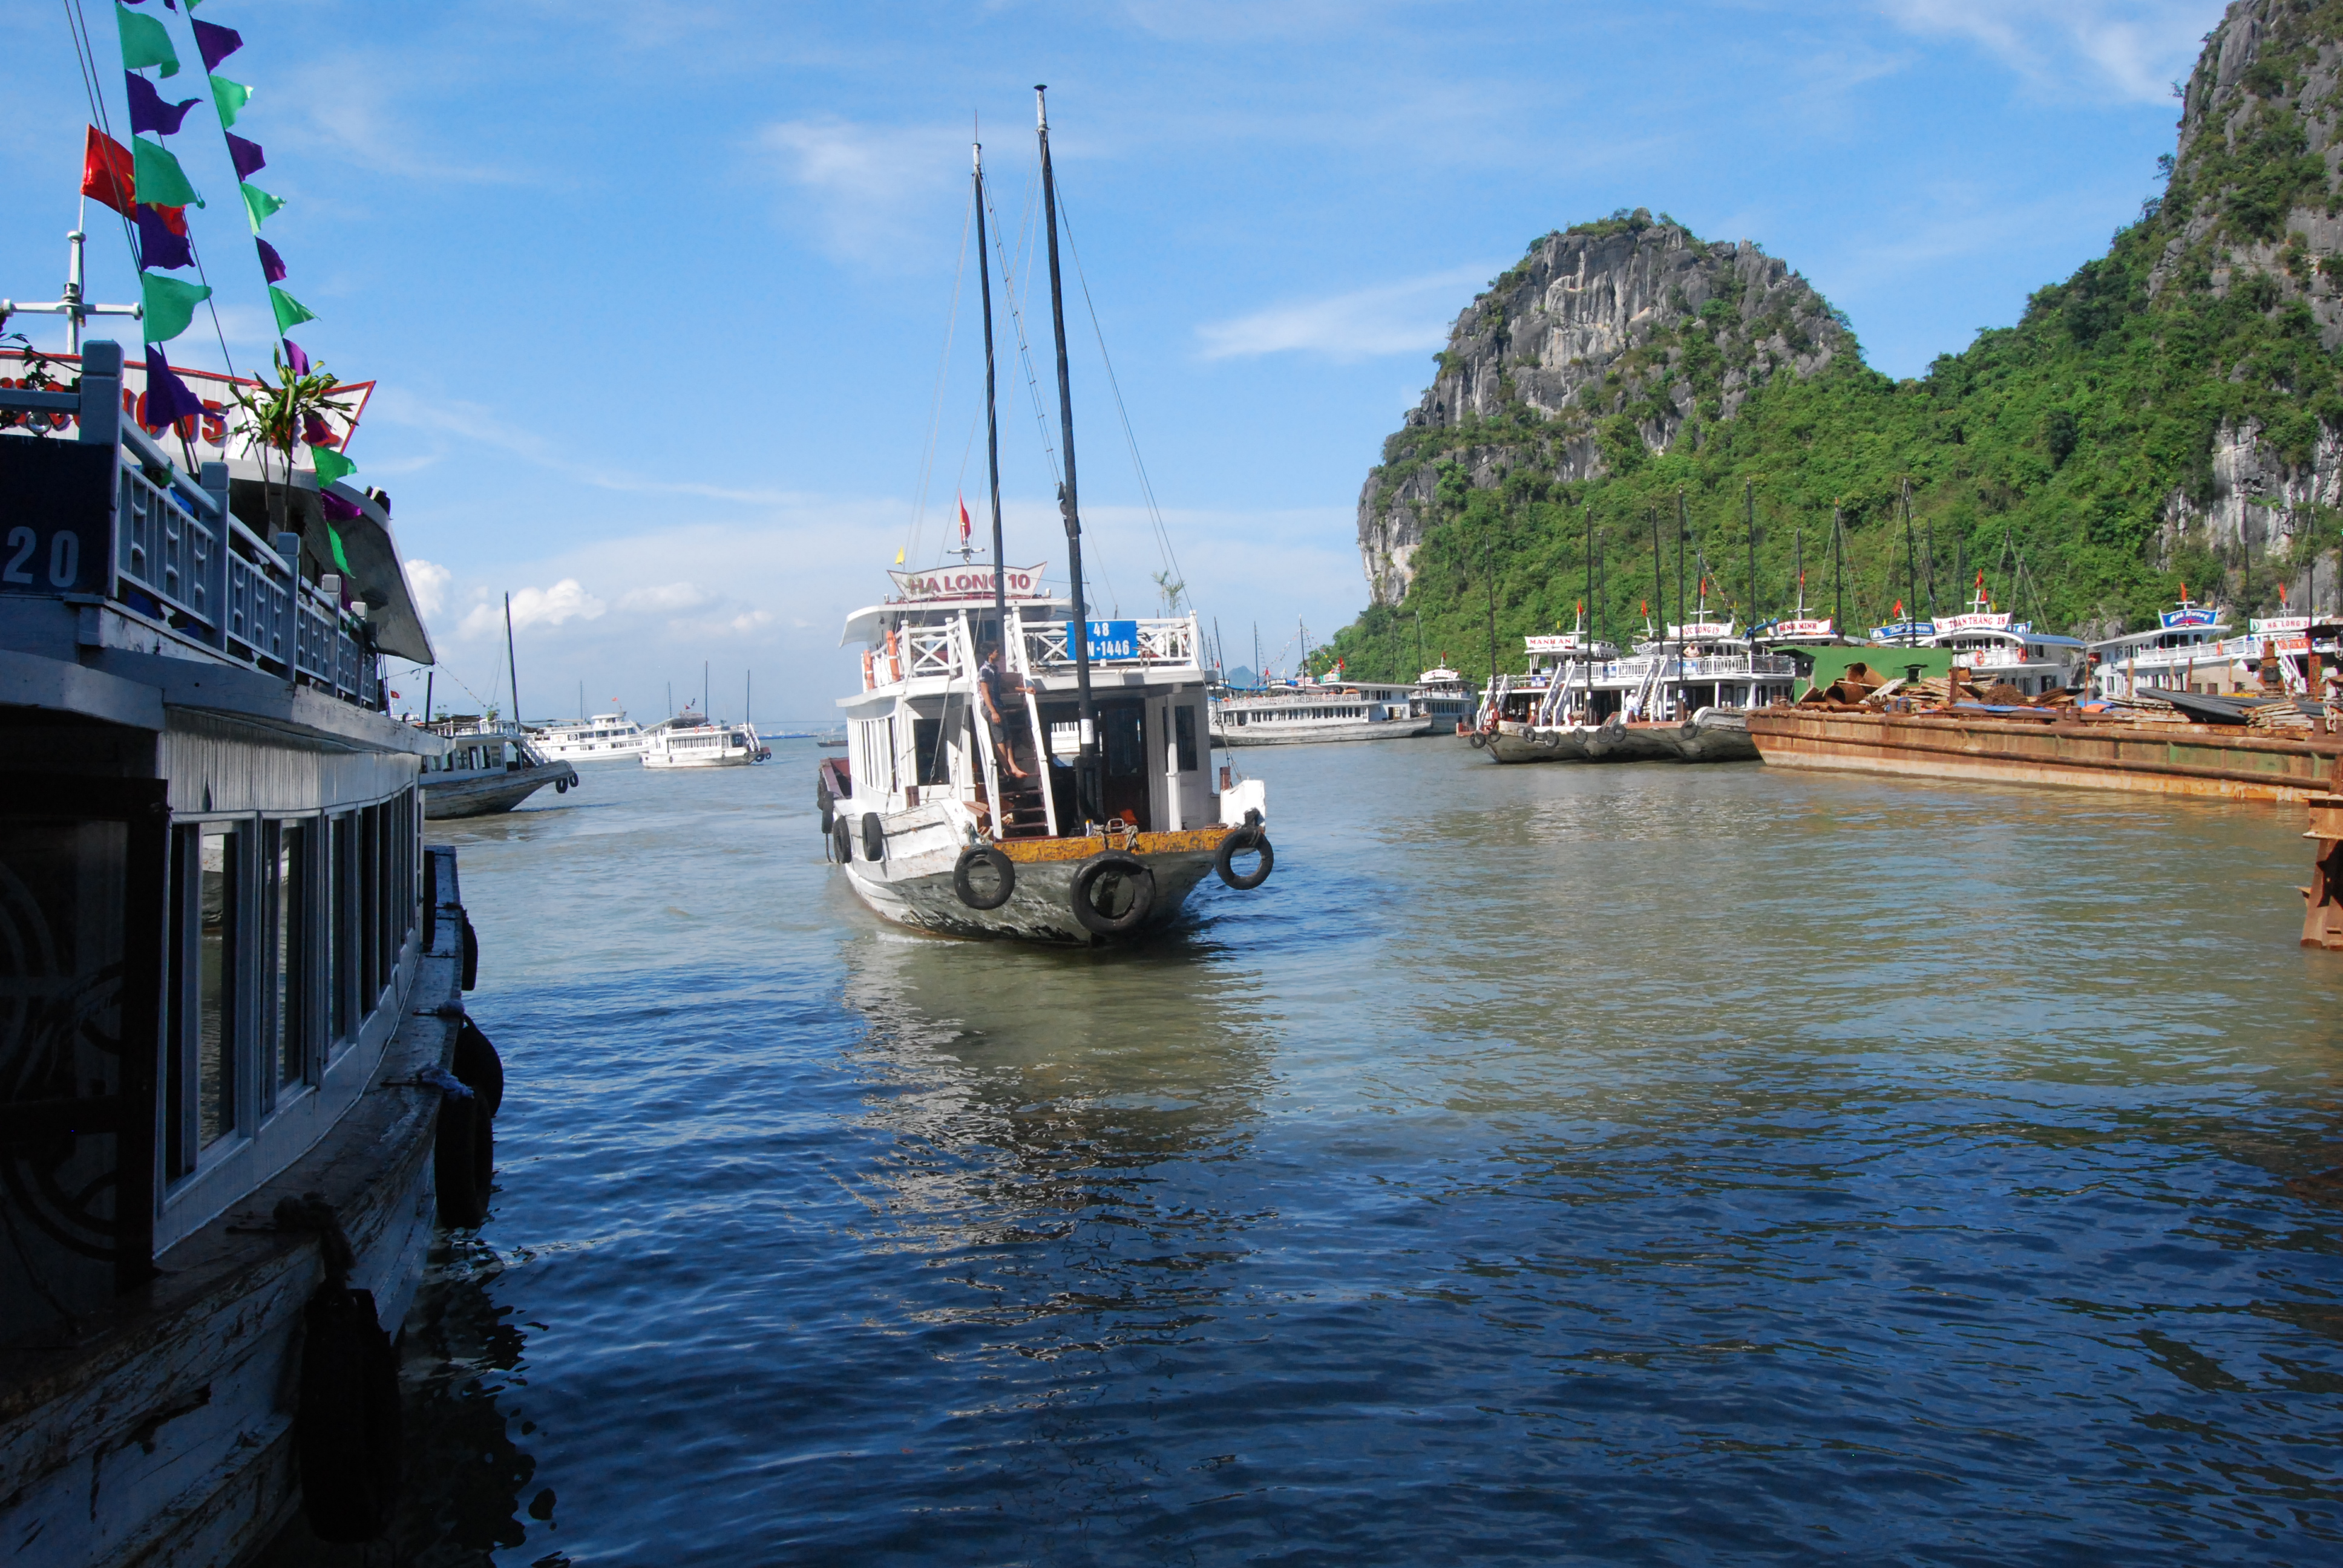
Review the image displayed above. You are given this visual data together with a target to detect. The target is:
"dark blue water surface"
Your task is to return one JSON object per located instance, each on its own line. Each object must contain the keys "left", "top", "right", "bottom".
{"left": 385, "top": 745, "right": 2343, "bottom": 1565}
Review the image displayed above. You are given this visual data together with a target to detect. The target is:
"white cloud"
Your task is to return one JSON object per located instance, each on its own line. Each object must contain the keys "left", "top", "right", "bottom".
{"left": 1874, "top": 0, "right": 2223, "bottom": 105}
{"left": 1196, "top": 265, "right": 1496, "bottom": 362}
{"left": 460, "top": 578, "right": 605, "bottom": 637}
{"left": 403, "top": 558, "right": 451, "bottom": 622}
{"left": 757, "top": 117, "right": 963, "bottom": 264}
{"left": 617, "top": 581, "right": 712, "bottom": 613}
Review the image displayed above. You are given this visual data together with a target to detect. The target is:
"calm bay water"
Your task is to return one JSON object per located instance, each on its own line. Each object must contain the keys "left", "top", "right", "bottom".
{"left": 371, "top": 745, "right": 2342, "bottom": 1565}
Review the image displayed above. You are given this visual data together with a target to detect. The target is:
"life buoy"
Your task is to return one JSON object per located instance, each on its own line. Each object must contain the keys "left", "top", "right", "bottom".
{"left": 860, "top": 811, "right": 885, "bottom": 863}
{"left": 883, "top": 626, "right": 903, "bottom": 683}
{"left": 862, "top": 649, "right": 876, "bottom": 690}
{"left": 1214, "top": 823, "right": 1274, "bottom": 890}
{"left": 1070, "top": 852, "right": 1155, "bottom": 935}
{"left": 297, "top": 1282, "right": 403, "bottom": 1541}
{"left": 460, "top": 912, "right": 479, "bottom": 991}
{"left": 954, "top": 844, "right": 1017, "bottom": 909}
{"left": 433, "top": 1089, "right": 491, "bottom": 1227}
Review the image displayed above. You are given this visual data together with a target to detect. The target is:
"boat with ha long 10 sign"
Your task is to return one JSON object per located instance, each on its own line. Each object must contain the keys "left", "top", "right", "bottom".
{"left": 821, "top": 92, "right": 1273, "bottom": 944}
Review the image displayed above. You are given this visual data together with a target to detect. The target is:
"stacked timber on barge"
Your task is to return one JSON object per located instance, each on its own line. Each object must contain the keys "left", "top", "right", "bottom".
{"left": 1, "top": 344, "right": 506, "bottom": 1563}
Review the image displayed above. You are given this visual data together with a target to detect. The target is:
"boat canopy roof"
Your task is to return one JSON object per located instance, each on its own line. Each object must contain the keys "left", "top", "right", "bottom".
{"left": 840, "top": 593, "right": 1075, "bottom": 647}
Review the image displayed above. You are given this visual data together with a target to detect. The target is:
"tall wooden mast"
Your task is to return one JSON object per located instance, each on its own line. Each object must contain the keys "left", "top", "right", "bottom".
{"left": 1037, "top": 85, "right": 1099, "bottom": 822}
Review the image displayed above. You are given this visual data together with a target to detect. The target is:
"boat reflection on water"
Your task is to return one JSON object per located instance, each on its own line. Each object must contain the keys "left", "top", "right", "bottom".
{"left": 253, "top": 1237, "right": 556, "bottom": 1567}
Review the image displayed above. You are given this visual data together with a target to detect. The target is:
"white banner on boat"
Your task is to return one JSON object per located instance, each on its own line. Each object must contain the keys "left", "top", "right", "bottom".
{"left": 1774, "top": 618, "right": 1835, "bottom": 638}
{"left": 1524, "top": 634, "right": 1592, "bottom": 653}
{"left": 1, "top": 347, "right": 373, "bottom": 466}
{"left": 1935, "top": 612, "right": 2012, "bottom": 633}
{"left": 1668, "top": 621, "right": 1735, "bottom": 640}
{"left": 889, "top": 562, "right": 1050, "bottom": 600}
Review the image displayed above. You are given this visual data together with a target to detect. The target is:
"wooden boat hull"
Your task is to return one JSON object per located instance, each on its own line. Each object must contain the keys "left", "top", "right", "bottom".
{"left": 0, "top": 853, "right": 470, "bottom": 1568}
{"left": 422, "top": 760, "right": 577, "bottom": 817}
{"left": 1481, "top": 710, "right": 1758, "bottom": 765}
{"left": 1746, "top": 707, "right": 2343, "bottom": 801}
{"left": 840, "top": 819, "right": 1235, "bottom": 943}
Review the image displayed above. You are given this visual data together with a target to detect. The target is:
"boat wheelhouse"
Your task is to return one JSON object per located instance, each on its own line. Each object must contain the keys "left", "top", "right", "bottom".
{"left": 1922, "top": 596, "right": 2084, "bottom": 698}
{"left": 1412, "top": 666, "right": 1479, "bottom": 730}
{"left": 536, "top": 709, "right": 647, "bottom": 762}
{"left": 1, "top": 340, "right": 499, "bottom": 1563}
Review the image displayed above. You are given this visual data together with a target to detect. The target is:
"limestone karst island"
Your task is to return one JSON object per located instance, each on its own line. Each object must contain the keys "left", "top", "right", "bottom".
{"left": 3, "top": 2, "right": 2341, "bottom": 1564}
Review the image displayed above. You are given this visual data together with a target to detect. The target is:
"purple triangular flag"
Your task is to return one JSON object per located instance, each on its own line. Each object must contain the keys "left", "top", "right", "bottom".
{"left": 191, "top": 18, "right": 243, "bottom": 72}
{"left": 320, "top": 491, "right": 365, "bottom": 523}
{"left": 136, "top": 203, "right": 194, "bottom": 269}
{"left": 255, "top": 236, "right": 287, "bottom": 283}
{"left": 281, "top": 338, "right": 310, "bottom": 376}
{"left": 126, "top": 72, "right": 198, "bottom": 136}
{"left": 143, "top": 345, "right": 206, "bottom": 426}
{"left": 227, "top": 132, "right": 265, "bottom": 180}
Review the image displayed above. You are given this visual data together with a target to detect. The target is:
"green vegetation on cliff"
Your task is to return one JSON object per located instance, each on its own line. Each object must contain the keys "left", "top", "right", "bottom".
{"left": 1324, "top": 2, "right": 2343, "bottom": 683}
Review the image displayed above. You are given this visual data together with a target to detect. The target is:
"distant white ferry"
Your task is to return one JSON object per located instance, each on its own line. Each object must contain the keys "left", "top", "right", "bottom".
{"left": 643, "top": 712, "right": 765, "bottom": 768}
{"left": 1209, "top": 674, "right": 1435, "bottom": 745}
{"left": 535, "top": 710, "right": 647, "bottom": 762}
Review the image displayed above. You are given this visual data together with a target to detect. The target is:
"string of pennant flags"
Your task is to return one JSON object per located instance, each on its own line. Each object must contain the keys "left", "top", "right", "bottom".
{"left": 90, "top": 0, "right": 356, "bottom": 500}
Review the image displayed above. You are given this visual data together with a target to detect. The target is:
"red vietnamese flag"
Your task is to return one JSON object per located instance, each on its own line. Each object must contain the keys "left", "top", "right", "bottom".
{"left": 81, "top": 126, "right": 136, "bottom": 216}
{"left": 1893, "top": 599, "right": 1905, "bottom": 618}
{"left": 957, "top": 493, "right": 972, "bottom": 549}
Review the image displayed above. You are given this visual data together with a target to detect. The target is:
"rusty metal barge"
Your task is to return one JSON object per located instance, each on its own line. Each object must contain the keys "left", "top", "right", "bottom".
{"left": 1746, "top": 705, "right": 2342, "bottom": 803}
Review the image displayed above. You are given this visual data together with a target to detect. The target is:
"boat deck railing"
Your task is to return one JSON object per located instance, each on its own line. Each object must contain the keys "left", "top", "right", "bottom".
{"left": 1018, "top": 615, "right": 1197, "bottom": 670}
{"left": 0, "top": 341, "right": 379, "bottom": 707}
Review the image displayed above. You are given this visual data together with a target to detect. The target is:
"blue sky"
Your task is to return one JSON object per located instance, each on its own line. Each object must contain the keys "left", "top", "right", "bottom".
{"left": 0, "top": 1, "right": 2226, "bottom": 722}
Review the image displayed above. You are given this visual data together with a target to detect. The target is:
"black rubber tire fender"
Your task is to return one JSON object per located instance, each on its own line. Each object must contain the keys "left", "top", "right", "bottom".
{"left": 953, "top": 845, "right": 1017, "bottom": 910}
{"left": 1214, "top": 826, "right": 1274, "bottom": 890}
{"left": 297, "top": 1284, "right": 403, "bottom": 1542}
{"left": 453, "top": 1018, "right": 505, "bottom": 1120}
{"left": 860, "top": 811, "right": 885, "bottom": 863}
{"left": 459, "top": 912, "right": 479, "bottom": 991}
{"left": 1070, "top": 852, "right": 1155, "bottom": 936}
{"left": 554, "top": 778, "right": 569, "bottom": 794}
{"left": 434, "top": 1093, "right": 489, "bottom": 1228}
{"left": 831, "top": 816, "right": 853, "bottom": 864}
{"left": 1468, "top": 731, "right": 1487, "bottom": 750}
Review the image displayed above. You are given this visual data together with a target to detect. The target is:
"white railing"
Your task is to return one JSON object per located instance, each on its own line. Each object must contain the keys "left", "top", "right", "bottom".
{"left": 1019, "top": 614, "right": 1198, "bottom": 668}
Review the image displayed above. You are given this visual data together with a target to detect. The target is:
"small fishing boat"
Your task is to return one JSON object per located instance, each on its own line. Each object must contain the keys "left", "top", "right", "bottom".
{"left": 419, "top": 719, "right": 579, "bottom": 816}
{"left": 823, "top": 93, "right": 1274, "bottom": 944}
{"left": 534, "top": 709, "right": 647, "bottom": 762}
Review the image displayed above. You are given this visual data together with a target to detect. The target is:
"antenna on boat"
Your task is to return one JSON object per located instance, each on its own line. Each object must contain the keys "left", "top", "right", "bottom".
{"left": 1, "top": 222, "right": 141, "bottom": 354}
{"left": 1037, "top": 84, "right": 1101, "bottom": 822}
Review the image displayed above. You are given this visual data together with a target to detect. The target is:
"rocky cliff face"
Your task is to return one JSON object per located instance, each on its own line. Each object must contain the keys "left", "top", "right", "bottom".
{"left": 1358, "top": 212, "right": 1852, "bottom": 606}
{"left": 2151, "top": 0, "right": 2343, "bottom": 560}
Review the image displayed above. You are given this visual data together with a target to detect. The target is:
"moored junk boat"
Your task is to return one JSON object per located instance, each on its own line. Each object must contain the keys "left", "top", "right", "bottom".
{"left": 1208, "top": 674, "right": 1434, "bottom": 744}
{"left": 641, "top": 710, "right": 764, "bottom": 768}
{"left": 534, "top": 708, "right": 647, "bottom": 762}
{"left": 823, "top": 91, "right": 1273, "bottom": 944}
{"left": 0, "top": 343, "right": 511, "bottom": 1561}
{"left": 420, "top": 718, "right": 579, "bottom": 817}
{"left": 1473, "top": 619, "right": 1795, "bottom": 763}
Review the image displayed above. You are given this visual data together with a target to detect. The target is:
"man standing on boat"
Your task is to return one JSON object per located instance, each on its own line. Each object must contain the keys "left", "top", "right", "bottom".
{"left": 979, "top": 642, "right": 1034, "bottom": 780}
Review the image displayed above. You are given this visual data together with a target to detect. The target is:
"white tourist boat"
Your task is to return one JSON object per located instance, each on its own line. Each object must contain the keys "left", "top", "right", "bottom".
{"left": 821, "top": 96, "right": 1274, "bottom": 944}
{"left": 641, "top": 711, "right": 764, "bottom": 768}
{"left": 1209, "top": 675, "right": 1435, "bottom": 745}
{"left": 1, "top": 332, "right": 505, "bottom": 1561}
{"left": 1414, "top": 665, "right": 1479, "bottom": 731}
{"left": 1473, "top": 618, "right": 1795, "bottom": 763}
{"left": 534, "top": 709, "right": 647, "bottom": 762}
{"left": 1915, "top": 587, "right": 2086, "bottom": 697}
{"left": 2083, "top": 594, "right": 2339, "bottom": 701}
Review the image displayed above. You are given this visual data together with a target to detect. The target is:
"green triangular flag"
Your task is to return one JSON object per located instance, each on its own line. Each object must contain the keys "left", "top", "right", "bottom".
{"left": 323, "top": 520, "right": 353, "bottom": 573}
{"left": 311, "top": 446, "right": 358, "bottom": 486}
{"left": 269, "top": 286, "right": 317, "bottom": 333}
{"left": 209, "top": 73, "right": 251, "bottom": 128}
{"left": 132, "top": 137, "right": 202, "bottom": 209}
{"left": 116, "top": 1, "right": 180, "bottom": 77}
{"left": 241, "top": 181, "right": 284, "bottom": 232}
{"left": 140, "top": 272, "right": 212, "bottom": 342}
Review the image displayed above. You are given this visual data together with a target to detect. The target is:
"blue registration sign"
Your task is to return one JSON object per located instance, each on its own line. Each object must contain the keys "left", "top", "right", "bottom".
{"left": 1083, "top": 619, "right": 1140, "bottom": 659}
